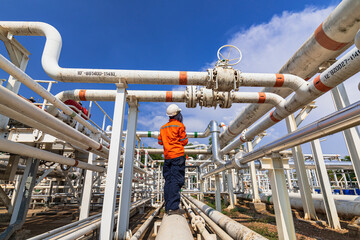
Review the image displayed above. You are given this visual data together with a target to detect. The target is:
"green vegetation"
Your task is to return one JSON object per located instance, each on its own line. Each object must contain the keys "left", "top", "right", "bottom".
{"left": 249, "top": 226, "right": 278, "bottom": 240}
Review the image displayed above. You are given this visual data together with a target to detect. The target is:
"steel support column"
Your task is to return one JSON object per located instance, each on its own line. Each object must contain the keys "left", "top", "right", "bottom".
{"left": 226, "top": 170, "right": 235, "bottom": 209}
{"left": 79, "top": 152, "right": 96, "bottom": 220}
{"left": 268, "top": 153, "right": 296, "bottom": 240}
{"left": 100, "top": 87, "right": 127, "bottom": 240}
{"left": 214, "top": 174, "right": 221, "bottom": 211}
{"left": 247, "top": 141, "right": 260, "bottom": 202}
{"left": 331, "top": 84, "right": 360, "bottom": 187}
{"left": 116, "top": 101, "right": 139, "bottom": 239}
{"left": 310, "top": 139, "right": 341, "bottom": 229}
{"left": 286, "top": 114, "right": 317, "bottom": 220}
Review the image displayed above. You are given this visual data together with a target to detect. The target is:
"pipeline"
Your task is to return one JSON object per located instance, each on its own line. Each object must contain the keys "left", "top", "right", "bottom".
{"left": 238, "top": 193, "right": 360, "bottom": 218}
{"left": 155, "top": 214, "right": 193, "bottom": 240}
{"left": 219, "top": 0, "right": 360, "bottom": 145}
{"left": 184, "top": 195, "right": 267, "bottom": 240}
{"left": 202, "top": 100, "right": 360, "bottom": 178}
{"left": 0, "top": 103, "right": 106, "bottom": 158}
{"left": 0, "top": 85, "right": 109, "bottom": 157}
{"left": 0, "top": 138, "right": 104, "bottom": 172}
{"left": 222, "top": 46, "right": 360, "bottom": 154}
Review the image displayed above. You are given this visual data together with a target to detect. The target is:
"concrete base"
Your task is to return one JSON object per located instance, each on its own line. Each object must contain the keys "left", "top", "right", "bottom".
{"left": 246, "top": 202, "right": 267, "bottom": 213}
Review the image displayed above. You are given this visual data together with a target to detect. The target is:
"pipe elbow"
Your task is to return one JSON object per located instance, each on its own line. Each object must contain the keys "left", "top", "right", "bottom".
{"left": 209, "top": 120, "right": 220, "bottom": 132}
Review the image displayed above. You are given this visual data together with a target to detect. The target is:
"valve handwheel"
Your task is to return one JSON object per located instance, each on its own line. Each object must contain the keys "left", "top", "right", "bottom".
{"left": 217, "top": 45, "right": 242, "bottom": 66}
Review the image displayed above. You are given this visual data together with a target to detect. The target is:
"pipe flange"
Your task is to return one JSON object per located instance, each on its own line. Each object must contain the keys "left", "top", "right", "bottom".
{"left": 217, "top": 91, "right": 234, "bottom": 108}
{"left": 198, "top": 88, "right": 217, "bottom": 108}
{"left": 235, "top": 70, "right": 242, "bottom": 90}
{"left": 185, "top": 86, "right": 197, "bottom": 108}
{"left": 191, "top": 215, "right": 205, "bottom": 231}
{"left": 241, "top": 129, "right": 253, "bottom": 141}
{"left": 206, "top": 69, "right": 215, "bottom": 89}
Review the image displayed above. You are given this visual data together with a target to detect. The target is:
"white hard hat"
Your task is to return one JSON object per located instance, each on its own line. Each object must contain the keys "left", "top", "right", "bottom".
{"left": 166, "top": 104, "right": 181, "bottom": 117}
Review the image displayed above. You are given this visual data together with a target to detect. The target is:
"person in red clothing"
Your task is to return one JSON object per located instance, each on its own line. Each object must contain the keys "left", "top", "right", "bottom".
{"left": 158, "top": 104, "right": 188, "bottom": 215}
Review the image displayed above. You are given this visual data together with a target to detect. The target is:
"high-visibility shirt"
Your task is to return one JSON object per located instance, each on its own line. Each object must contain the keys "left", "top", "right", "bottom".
{"left": 158, "top": 119, "right": 188, "bottom": 159}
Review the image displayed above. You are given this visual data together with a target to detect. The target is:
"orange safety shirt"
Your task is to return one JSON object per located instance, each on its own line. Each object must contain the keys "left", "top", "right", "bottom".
{"left": 158, "top": 119, "right": 188, "bottom": 159}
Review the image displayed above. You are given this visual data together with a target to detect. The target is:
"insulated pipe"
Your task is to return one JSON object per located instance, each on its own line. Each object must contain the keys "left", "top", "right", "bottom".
{"left": 0, "top": 21, "right": 208, "bottom": 85}
{"left": 156, "top": 214, "right": 193, "bottom": 240}
{"left": 203, "top": 100, "right": 360, "bottom": 178}
{"left": 0, "top": 53, "right": 110, "bottom": 143}
{"left": 0, "top": 103, "right": 107, "bottom": 158}
{"left": 238, "top": 193, "right": 360, "bottom": 218}
{"left": 0, "top": 85, "right": 109, "bottom": 156}
{"left": 240, "top": 73, "right": 305, "bottom": 92}
{"left": 0, "top": 138, "right": 104, "bottom": 172}
{"left": 50, "top": 89, "right": 285, "bottom": 106}
{"left": 130, "top": 202, "right": 164, "bottom": 240}
{"left": 209, "top": 120, "right": 227, "bottom": 165}
{"left": 184, "top": 195, "right": 267, "bottom": 240}
{"left": 222, "top": 46, "right": 360, "bottom": 154}
{"left": 244, "top": 47, "right": 360, "bottom": 142}
{"left": 219, "top": 0, "right": 360, "bottom": 145}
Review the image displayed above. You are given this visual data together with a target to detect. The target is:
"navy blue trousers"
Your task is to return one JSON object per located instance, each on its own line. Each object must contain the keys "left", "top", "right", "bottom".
{"left": 163, "top": 156, "right": 185, "bottom": 211}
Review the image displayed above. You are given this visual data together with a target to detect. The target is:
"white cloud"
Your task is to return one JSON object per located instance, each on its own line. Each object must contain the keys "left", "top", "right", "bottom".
{"left": 137, "top": 4, "right": 359, "bottom": 158}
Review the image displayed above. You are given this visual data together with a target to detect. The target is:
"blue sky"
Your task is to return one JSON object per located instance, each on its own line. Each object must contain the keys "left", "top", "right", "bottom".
{"left": 1, "top": 0, "right": 359, "bottom": 158}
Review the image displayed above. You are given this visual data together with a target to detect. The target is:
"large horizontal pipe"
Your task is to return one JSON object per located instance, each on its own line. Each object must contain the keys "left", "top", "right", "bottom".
{"left": 202, "top": 100, "right": 360, "bottom": 178}
{"left": 155, "top": 214, "right": 193, "bottom": 240}
{"left": 0, "top": 21, "right": 208, "bottom": 85}
{"left": 219, "top": 0, "right": 360, "bottom": 145}
{"left": 238, "top": 193, "right": 360, "bottom": 218}
{"left": 184, "top": 195, "right": 267, "bottom": 240}
{"left": 0, "top": 53, "right": 110, "bottom": 143}
{"left": 0, "top": 85, "right": 109, "bottom": 157}
{"left": 0, "top": 138, "right": 104, "bottom": 172}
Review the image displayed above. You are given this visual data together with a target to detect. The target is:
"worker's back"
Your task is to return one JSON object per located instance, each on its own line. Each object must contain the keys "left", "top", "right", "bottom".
{"left": 158, "top": 119, "right": 188, "bottom": 159}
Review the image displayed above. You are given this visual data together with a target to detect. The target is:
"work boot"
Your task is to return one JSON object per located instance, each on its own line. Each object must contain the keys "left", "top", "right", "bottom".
{"left": 167, "top": 208, "right": 185, "bottom": 215}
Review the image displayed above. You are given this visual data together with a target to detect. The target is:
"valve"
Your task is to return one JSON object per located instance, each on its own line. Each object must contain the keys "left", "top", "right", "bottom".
{"left": 206, "top": 45, "right": 243, "bottom": 91}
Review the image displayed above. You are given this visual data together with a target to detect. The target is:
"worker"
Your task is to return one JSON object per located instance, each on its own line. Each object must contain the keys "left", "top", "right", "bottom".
{"left": 158, "top": 104, "right": 188, "bottom": 215}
